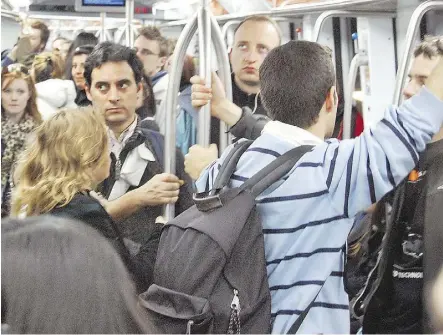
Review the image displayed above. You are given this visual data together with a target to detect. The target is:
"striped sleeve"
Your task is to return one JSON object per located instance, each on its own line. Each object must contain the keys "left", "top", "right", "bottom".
{"left": 322, "top": 87, "right": 443, "bottom": 218}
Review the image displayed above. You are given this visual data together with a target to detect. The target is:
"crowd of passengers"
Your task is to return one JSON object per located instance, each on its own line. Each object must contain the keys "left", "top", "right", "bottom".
{"left": 1, "top": 15, "right": 443, "bottom": 334}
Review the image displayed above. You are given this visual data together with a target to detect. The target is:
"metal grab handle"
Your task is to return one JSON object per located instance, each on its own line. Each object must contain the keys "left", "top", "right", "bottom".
{"left": 272, "top": 0, "right": 394, "bottom": 16}
{"left": 312, "top": 10, "right": 396, "bottom": 42}
{"left": 164, "top": 13, "right": 198, "bottom": 220}
{"left": 221, "top": 20, "right": 242, "bottom": 48}
{"left": 197, "top": 4, "right": 212, "bottom": 147}
{"left": 214, "top": 18, "right": 235, "bottom": 153}
{"left": 392, "top": 0, "right": 443, "bottom": 106}
{"left": 343, "top": 53, "right": 368, "bottom": 140}
{"left": 163, "top": 1, "right": 233, "bottom": 221}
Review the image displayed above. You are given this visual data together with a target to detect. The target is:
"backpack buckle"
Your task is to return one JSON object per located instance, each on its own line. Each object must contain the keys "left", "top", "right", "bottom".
{"left": 193, "top": 191, "right": 223, "bottom": 212}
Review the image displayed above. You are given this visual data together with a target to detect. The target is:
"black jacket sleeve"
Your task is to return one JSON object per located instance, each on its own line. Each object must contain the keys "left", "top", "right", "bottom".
{"left": 424, "top": 154, "right": 443, "bottom": 285}
{"left": 423, "top": 154, "right": 443, "bottom": 333}
{"left": 175, "top": 147, "right": 194, "bottom": 214}
{"left": 229, "top": 107, "right": 270, "bottom": 140}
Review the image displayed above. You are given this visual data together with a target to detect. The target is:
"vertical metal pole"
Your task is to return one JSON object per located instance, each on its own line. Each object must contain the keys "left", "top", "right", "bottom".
{"left": 164, "top": 14, "right": 199, "bottom": 221}
{"left": 129, "top": 0, "right": 135, "bottom": 47}
{"left": 343, "top": 54, "right": 368, "bottom": 139}
{"left": 197, "top": 0, "right": 212, "bottom": 148}
{"left": 100, "top": 12, "right": 106, "bottom": 42}
{"left": 212, "top": 16, "right": 233, "bottom": 153}
{"left": 125, "top": 0, "right": 135, "bottom": 47}
{"left": 125, "top": 0, "right": 130, "bottom": 46}
{"left": 340, "top": 18, "right": 351, "bottom": 100}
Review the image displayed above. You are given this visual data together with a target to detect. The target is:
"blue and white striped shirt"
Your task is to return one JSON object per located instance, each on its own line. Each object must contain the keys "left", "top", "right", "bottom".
{"left": 196, "top": 88, "right": 443, "bottom": 334}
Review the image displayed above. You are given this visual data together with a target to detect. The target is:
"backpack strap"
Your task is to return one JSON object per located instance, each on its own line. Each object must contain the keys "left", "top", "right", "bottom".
{"left": 210, "top": 140, "right": 253, "bottom": 195}
{"left": 240, "top": 145, "right": 314, "bottom": 198}
{"left": 145, "top": 130, "right": 164, "bottom": 169}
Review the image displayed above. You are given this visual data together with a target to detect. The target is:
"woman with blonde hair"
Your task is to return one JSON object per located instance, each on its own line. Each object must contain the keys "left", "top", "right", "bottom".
{"left": 1, "top": 63, "right": 42, "bottom": 217}
{"left": 31, "top": 51, "right": 64, "bottom": 82}
{"left": 31, "top": 52, "right": 77, "bottom": 119}
{"left": 12, "top": 106, "right": 151, "bottom": 292}
{"left": 12, "top": 106, "right": 110, "bottom": 217}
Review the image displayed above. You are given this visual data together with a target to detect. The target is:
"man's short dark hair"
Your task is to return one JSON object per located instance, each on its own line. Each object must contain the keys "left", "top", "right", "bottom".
{"left": 260, "top": 41, "right": 336, "bottom": 129}
{"left": 234, "top": 15, "right": 282, "bottom": 45}
{"left": 414, "top": 35, "right": 443, "bottom": 59}
{"left": 137, "top": 26, "right": 169, "bottom": 57}
{"left": 84, "top": 42, "right": 144, "bottom": 87}
{"left": 30, "top": 20, "right": 50, "bottom": 50}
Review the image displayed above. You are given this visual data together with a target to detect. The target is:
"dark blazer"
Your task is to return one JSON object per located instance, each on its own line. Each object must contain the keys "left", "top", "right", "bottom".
{"left": 98, "top": 118, "right": 193, "bottom": 246}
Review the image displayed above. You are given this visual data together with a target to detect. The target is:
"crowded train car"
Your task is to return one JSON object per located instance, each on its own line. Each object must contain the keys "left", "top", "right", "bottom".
{"left": 1, "top": 0, "right": 443, "bottom": 333}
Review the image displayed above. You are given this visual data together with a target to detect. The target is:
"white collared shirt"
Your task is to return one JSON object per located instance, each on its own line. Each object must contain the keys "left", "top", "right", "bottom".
{"left": 262, "top": 120, "right": 324, "bottom": 146}
{"left": 108, "top": 117, "right": 138, "bottom": 158}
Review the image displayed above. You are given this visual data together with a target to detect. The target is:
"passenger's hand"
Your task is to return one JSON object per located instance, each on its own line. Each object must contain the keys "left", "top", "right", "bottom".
{"left": 190, "top": 72, "right": 226, "bottom": 112}
{"left": 135, "top": 173, "right": 183, "bottom": 206}
{"left": 89, "top": 190, "right": 109, "bottom": 207}
{"left": 14, "top": 36, "right": 32, "bottom": 63}
{"left": 185, "top": 144, "right": 218, "bottom": 180}
{"left": 155, "top": 216, "right": 167, "bottom": 224}
{"left": 190, "top": 73, "right": 243, "bottom": 127}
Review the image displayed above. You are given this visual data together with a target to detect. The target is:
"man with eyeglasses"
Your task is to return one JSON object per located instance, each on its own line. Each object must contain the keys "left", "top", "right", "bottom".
{"left": 134, "top": 26, "right": 169, "bottom": 133}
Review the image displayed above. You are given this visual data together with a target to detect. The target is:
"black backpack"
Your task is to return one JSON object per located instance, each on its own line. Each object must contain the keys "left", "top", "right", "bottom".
{"left": 139, "top": 140, "right": 313, "bottom": 334}
{"left": 351, "top": 182, "right": 408, "bottom": 332}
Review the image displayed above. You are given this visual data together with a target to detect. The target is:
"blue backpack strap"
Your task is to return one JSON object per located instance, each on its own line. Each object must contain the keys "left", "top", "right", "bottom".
{"left": 145, "top": 130, "right": 164, "bottom": 169}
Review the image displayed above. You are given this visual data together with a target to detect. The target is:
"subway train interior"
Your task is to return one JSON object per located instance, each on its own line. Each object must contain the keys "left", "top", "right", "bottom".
{"left": 1, "top": 0, "right": 443, "bottom": 334}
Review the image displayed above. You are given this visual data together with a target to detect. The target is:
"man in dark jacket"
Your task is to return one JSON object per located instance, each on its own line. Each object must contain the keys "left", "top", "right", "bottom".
{"left": 209, "top": 15, "right": 281, "bottom": 146}
{"left": 359, "top": 36, "right": 443, "bottom": 334}
{"left": 83, "top": 42, "right": 193, "bottom": 291}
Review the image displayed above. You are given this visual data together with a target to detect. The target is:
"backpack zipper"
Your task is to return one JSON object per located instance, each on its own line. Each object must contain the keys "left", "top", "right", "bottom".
{"left": 228, "top": 289, "right": 241, "bottom": 334}
{"left": 186, "top": 320, "right": 194, "bottom": 335}
{"left": 231, "top": 289, "right": 241, "bottom": 311}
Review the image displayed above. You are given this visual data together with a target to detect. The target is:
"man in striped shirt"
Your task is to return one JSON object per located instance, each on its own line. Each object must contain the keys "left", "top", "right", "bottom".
{"left": 192, "top": 41, "right": 443, "bottom": 333}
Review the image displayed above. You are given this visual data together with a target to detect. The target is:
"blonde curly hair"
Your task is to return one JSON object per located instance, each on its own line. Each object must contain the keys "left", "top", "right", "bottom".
{"left": 12, "top": 106, "right": 109, "bottom": 216}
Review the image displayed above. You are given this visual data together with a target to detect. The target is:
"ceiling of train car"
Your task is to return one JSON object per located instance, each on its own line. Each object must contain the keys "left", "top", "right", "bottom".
{"left": 27, "top": 0, "right": 159, "bottom": 4}
{"left": 11, "top": 0, "right": 403, "bottom": 19}
{"left": 23, "top": 0, "right": 399, "bottom": 9}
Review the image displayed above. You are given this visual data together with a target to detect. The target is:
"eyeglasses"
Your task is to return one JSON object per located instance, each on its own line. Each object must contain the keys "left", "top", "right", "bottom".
{"left": 2, "top": 63, "right": 29, "bottom": 75}
{"left": 133, "top": 47, "right": 159, "bottom": 56}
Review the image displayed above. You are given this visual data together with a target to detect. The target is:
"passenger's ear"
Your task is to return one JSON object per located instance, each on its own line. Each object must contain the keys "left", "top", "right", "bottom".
{"left": 85, "top": 85, "right": 92, "bottom": 102}
{"left": 137, "top": 82, "right": 143, "bottom": 93}
{"left": 325, "top": 86, "right": 337, "bottom": 112}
